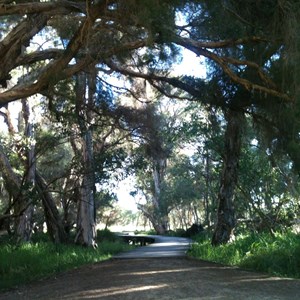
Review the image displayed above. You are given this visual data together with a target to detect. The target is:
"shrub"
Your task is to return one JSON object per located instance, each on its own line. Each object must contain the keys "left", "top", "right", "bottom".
{"left": 0, "top": 237, "right": 130, "bottom": 291}
{"left": 189, "top": 231, "right": 300, "bottom": 279}
{"left": 96, "top": 229, "right": 119, "bottom": 242}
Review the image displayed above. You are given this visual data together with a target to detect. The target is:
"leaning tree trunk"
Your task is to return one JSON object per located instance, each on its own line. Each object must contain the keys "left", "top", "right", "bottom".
{"left": 212, "top": 110, "right": 244, "bottom": 246}
{"left": 0, "top": 106, "right": 31, "bottom": 240}
{"left": 0, "top": 142, "right": 25, "bottom": 233}
{"left": 137, "top": 202, "right": 167, "bottom": 235}
{"left": 35, "top": 171, "right": 68, "bottom": 243}
{"left": 61, "top": 169, "right": 78, "bottom": 234}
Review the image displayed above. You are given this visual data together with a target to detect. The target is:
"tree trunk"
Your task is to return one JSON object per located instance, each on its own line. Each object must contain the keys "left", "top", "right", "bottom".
{"left": 138, "top": 159, "right": 169, "bottom": 235}
{"left": 0, "top": 106, "right": 33, "bottom": 240}
{"left": 15, "top": 100, "right": 35, "bottom": 242}
{"left": 74, "top": 70, "right": 97, "bottom": 247}
{"left": 212, "top": 110, "right": 244, "bottom": 246}
{"left": 75, "top": 129, "right": 97, "bottom": 247}
{"left": 151, "top": 158, "right": 168, "bottom": 234}
{"left": 61, "top": 171, "right": 78, "bottom": 234}
{"left": 0, "top": 143, "right": 22, "bottom": 197}
{"left": 204, "top": 148, "right": 211, "bottom": 227}
{"left": 0, "top": 142, "right": 26, "bottom": 236}
{"left": 137, "top": 203, "right": 167, "bottom": 235}
{"left": 35, "top": 171, "right": 68, "bottom": 243}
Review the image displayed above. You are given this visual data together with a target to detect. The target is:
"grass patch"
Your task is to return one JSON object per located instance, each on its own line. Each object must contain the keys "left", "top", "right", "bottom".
{"left": 189, "top": 231, "right": 300, "bottom": 278}
{"left": 0, "top": 235, "right": 131, "bottom": 291}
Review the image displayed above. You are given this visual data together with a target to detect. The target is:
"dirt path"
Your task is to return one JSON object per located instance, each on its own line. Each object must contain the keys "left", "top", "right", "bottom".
{"left": 1, "top": 257, "right": 300, "bottom": 300}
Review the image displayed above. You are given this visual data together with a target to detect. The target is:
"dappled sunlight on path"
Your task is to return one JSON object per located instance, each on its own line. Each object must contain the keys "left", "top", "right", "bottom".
{"left": 1, "top": 258, "right": 300, "bottom": 299}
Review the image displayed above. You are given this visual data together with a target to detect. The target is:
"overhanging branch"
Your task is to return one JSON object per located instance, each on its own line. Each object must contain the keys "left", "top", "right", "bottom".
{"left": 175, "top": 36, "right": 292, "bottom": 102}
{"left": 0, "top": 1, "right": 85, "bottom": 16}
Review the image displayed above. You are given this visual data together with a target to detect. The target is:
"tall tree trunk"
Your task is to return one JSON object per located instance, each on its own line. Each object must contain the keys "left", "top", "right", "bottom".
{"left": 151, "top": 157, "right": 168, "bottom": 234}
{"left": 75, "top": 129, "right": 97, "bottom": 247}
{"left": 204, "top": 148, "right": 211, "bottom": 227}
{"left": 212, "top": 110, "right": 244, "bottom": 246}
{"left": 74, "top": 71, "right": 97, "bottom": 247}
{"left": 15, "top": 100, "right": 35, "bottom": 242}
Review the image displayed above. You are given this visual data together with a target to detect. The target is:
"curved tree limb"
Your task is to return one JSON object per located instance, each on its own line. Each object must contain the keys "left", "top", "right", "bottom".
{"left": 177, "top": 36, "right": 270, "bottom": 50}
{"left": 175, "top": 37, "right": 292, "bottom": 102}
{"left": 15, "top": 49, "right": 64, "bottom": 66}
{"left": 0, "top": 1, "right": 85, "bottom": 16}
{"left": 0, "top": 38, "right": 148, "bottom": 106}
{"left": 0, "top": 13, "right": 49, "bottom": 87}
{"left": 0, "top": 3, "right": 99, "bottom": 106}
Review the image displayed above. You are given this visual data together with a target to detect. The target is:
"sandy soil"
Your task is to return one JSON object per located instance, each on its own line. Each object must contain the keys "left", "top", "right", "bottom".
{"left": 1, "top": 257, "right": 300, "bottom": 300}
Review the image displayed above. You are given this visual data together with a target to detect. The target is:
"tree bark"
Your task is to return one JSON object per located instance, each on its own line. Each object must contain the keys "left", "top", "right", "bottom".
{"left": 212, "top": 110, "right": 244, "bottom": 246}
{"left": 137, "top": 203, "right": 167, "bottom": 235}
{"left": 150, "top": 157, "right": 169, "bottom": 234}
{"left": 0, "top": 143, "right": 22, "bottom": 197}
{"left": 0, "top": 101, "right": 36, "bottom": 242}
{"left": 75, "top": 129, "right": 97, "bottom": 247}
{"left": 74, "top": 71, "right": 97, "bottom": 248}
{"left": 61, "top": 170, "right": 78, "bottom": 234}
{"left": 15, "top": 100, "right": 35, "bottom": 242}
{"left": 35, "top": 171, "right": 68, "bottom": 243}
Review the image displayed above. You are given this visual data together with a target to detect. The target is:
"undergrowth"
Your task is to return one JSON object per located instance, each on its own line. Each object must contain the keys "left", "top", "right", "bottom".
{"left": 189, "top": 231, "right": 300, "bottom": 279}
{"left": 0, "top": 231, "right": 131, "bottom": 291}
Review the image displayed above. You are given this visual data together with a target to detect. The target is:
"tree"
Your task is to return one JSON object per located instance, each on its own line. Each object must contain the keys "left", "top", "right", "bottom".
{"left": 212, "top": 109, "right": 245, "bottom": 245}
{"left": 129, "top": 103, "right": 171, "bottom": 234}
{"left": 0, "top": 100, "right": 69, "bottom": 243}
{"left": 162, "top": 154, "right": 201, "bottom": 229}
{"left": 68, "top": 70, "right": 96, "bottom": 247}
{"left": 0, "top": 0, "right": 291, "bottom": 106}
{"left": 14, "top": 100, "right": 36, "bottom": 242}
{"left": 1, "top": 0, "right": 300, "bottom": 247}
{"left": 0, "top": 101, "right": 37, "bottom": 242}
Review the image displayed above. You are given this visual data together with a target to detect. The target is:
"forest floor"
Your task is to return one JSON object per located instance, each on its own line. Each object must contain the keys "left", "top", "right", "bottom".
{"left": 1, "top": 257, "right": 300, "bottom": 300}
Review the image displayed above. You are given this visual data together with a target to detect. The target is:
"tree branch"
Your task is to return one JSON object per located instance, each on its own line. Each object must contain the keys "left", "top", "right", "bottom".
{"left": 175, "top": 37, "right": 292, "bottom": 102}
{"left": 0, "top": 37, "right": 147, "bottom": 106}
{"left": 15, "top": 49, "right": 64, "bottom": 66}
{"left": 0, "top": 1, "right": 85, "bottom": 16}
{"left": 0, "top": 9, "right": 97, "bottom": 105}
{"left": 177, "top": 36, "right": 269, "bottom": 50}
{"left": 0, "top": 14, "right": 49, "bottom": 87}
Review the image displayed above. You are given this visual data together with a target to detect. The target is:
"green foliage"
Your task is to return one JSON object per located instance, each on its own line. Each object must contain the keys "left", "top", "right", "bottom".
{"left": 240, "top": 232, "right": 300, "bottom": 277}
{"left": 0, "top": 237, "right": 130, "bottom": 291}
{"left": 134, "top": 229, "right": 157, "bottom": 235}
{"left": 161, "top": 154, "right": 200, "bottom": 208}
{"left": 165, "top": 228, "right": 187, "bottom": 237}
{"left": 96, "top": 229, "right": 120, "bottom": 242}
{"left": 94, "top": 148, "right": 127, "bottom": 184}
{"left": 189, "top": 231, "right": 300, "bottom": 278}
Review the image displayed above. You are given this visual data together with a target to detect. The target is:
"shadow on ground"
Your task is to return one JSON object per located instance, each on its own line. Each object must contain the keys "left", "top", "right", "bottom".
{"left": 1, "top": 258, "right": 300, "bottom": 300}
